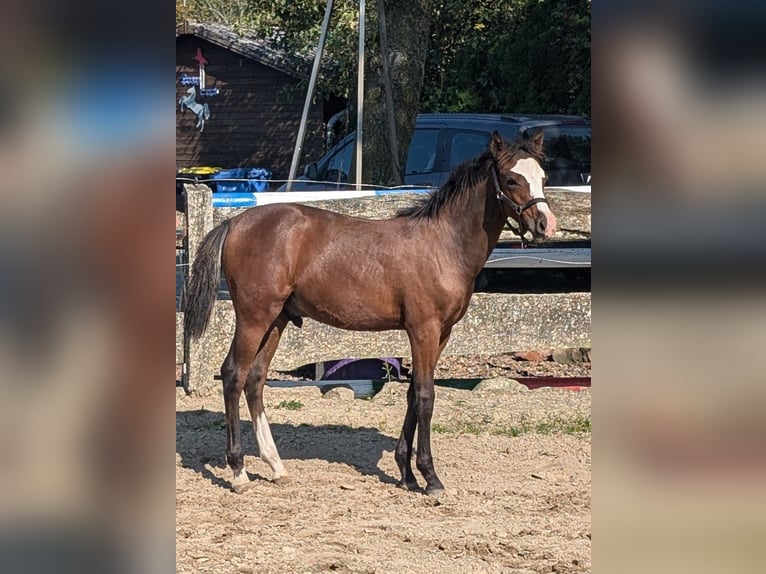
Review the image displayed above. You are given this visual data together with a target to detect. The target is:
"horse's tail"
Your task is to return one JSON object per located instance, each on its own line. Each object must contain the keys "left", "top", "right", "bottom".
{"left": 184, "top": 220, "right": 231, "bottom": 340}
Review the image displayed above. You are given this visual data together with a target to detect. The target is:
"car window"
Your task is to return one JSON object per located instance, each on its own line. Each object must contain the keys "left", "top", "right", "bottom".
{"left": 405, "top": 129, "right": 438, "bottom": 174}
{"left": 540, "top": 125, "right": 591, "bottom": 186}
{"left": 319, "top": 138, "right": 354, "bottom": 182}
{"left": 448, "top": 131, "right": 490, "bottom": 169}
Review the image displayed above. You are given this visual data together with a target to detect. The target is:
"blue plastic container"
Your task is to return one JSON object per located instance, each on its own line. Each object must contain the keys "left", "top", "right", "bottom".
{"left": 210, "top": 167, "right": 272, "bottom": 193}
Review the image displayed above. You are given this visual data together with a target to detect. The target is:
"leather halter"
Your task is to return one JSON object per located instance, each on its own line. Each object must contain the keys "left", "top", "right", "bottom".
{"left": 491, "top": 164, "right": 549, "bottom": 216}
{"left": 491, "top": 163, "right": 548, "bottom": 246}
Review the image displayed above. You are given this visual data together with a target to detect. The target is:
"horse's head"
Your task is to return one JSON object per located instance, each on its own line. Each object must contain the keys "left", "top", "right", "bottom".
{"left": 490, "top": 130, "right": 557, "bottom": 241}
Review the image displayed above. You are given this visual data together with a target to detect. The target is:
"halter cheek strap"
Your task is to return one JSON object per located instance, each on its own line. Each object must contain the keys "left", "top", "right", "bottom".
{"left": 491, "top": 166, "right": 549, "bottom": 215}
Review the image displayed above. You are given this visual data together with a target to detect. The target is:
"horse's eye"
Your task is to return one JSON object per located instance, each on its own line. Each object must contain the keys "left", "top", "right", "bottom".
{"left": 506, "top": 179, "right": 518, "bottom": 187}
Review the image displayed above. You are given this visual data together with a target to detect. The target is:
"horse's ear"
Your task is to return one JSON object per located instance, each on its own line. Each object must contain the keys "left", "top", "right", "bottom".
{"left": 527, "top": 129, "right": 545, "bottom": 155}
{"left": 490, "top": 131, "right": 504, "bottom": 155}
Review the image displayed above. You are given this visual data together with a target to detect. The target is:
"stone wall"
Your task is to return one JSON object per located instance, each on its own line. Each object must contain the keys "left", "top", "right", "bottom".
{"left": 176, "top": 292, "right": 589, "bottom": 376}
{"left": 211, "top": 188, "right": 590, "bottom": 242}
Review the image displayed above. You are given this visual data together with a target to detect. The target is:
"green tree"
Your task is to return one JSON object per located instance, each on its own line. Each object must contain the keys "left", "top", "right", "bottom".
{"left": 177, "top": 0, "right": 590, "bottom": 183}
{"left": 422, "top": 0, "right": 590, "bottom": 116}
{"left": 361, "top": 1, "right": 432, "bottom": 186}
{"left": 493, "top": 0, "right": 590, "bottom": 115}
{"left": 421, "top": 0, "right": 517, "bottom": 112}
{"left": 179, "top": 0, "right": 432, "bottom": 185}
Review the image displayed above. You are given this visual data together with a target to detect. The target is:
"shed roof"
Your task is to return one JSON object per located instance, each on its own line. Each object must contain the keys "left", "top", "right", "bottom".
{"left": 176, "top": 21, "right": 311, "bottom": 79}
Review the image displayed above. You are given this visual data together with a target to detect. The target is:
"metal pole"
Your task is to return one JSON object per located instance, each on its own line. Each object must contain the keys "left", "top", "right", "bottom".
{"left": 286, "top": 0, "right": 335, "bottom": 192}
{"left": 355, "top": 0, "right": 366, "bottom": 191}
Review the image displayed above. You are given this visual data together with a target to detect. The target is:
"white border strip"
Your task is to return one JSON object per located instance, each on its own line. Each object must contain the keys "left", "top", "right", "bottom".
{"left": 210, "top": 185, "right": 590, "bottom": 208}
{"left": 211, "top": 187, "right": 433, "bottom": 208}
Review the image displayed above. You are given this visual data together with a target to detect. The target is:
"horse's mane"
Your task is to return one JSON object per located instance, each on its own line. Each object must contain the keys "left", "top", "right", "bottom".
{"left": 396, "top": 140, "right": 542, "bottom": 220}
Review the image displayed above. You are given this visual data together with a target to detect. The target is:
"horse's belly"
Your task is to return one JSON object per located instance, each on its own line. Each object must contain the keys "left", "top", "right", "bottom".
{"left": 288, "top": 292, "right": 401, "bottom": 332}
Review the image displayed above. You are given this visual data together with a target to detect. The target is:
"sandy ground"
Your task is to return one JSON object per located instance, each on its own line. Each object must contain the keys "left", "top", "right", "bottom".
{"left": 176, "top": 379, "right": 591, "bottom": 573}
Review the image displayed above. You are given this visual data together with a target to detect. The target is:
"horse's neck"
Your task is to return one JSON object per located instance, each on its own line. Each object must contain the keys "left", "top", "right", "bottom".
{"left": 441, "top": 180, "right": 506, "bottom": 276}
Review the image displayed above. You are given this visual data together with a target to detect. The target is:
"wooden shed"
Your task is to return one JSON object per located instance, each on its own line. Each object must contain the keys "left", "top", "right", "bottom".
{"left": 176, "top": 22, "right": 344, "bottom": 182}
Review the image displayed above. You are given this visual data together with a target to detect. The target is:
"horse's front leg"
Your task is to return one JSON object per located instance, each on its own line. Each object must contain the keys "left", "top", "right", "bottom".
{"left": 402, "top": 324, "right": 451, "bottom": 496}
{"left": 394, "top": 381, "right": 419, "bottom": 491}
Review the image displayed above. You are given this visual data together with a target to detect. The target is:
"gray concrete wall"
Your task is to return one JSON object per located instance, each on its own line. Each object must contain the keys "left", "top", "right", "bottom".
{"left": 212, "top": 189, "right": 590, "bottom": 241}
{"left": 176, "top": 292, "right": 590, "bottom": 377}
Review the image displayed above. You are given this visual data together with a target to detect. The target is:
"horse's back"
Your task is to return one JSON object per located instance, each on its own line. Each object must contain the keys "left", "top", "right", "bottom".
{"left": 232, "top": 202, "right": 390, "bottom": 239}
{"left": 230, "top": 202, "right": 359, "bottom": 244}
{"left": 224, "top": 203, "right": 415, "bottom": 330}
{"left": 225, "top": 202, "right": 386, "bottom": 281}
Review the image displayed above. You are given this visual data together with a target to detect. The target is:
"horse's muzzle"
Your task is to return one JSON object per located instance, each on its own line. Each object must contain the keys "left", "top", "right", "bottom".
{"left": 528, "top": 210, "right": 557, "bottom": 241}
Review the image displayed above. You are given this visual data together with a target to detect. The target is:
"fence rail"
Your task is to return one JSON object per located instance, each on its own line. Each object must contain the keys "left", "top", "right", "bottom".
{"left": 485, "top": 246, "right": 590, "bottom": 268}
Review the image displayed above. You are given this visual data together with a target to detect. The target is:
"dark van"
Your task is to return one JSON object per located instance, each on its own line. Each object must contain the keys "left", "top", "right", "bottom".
{"left": 277, "top": 113, "right": 590, "bottom": 191}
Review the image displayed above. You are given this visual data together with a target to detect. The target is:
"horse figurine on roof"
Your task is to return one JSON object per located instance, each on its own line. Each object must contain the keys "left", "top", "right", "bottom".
{"left": 185, "top": 130, "right": 557, "bottom": 496}
{"left": 178, "top": 87, "right": 210, "bottom": 133}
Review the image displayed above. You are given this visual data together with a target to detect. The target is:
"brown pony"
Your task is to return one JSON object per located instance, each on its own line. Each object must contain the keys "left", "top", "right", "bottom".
{"left": 185, "top": 130, "right": 556, "bottom": 495}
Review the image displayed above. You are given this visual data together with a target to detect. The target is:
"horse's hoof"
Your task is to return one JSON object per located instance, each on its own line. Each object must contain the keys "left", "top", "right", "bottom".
{"left": 426, "top": 484, "right": 445, "bottom": 497}
{"left": 231, "top": 481, "right": 253, "bottom": 494}
{"left": 272, "top": 475, "right": 291, "bottom": 486}
{"left": 397, "top": 480, "right": 420, "bottom": 492}
{"left": 231, "top": 471, "right": 253, "bottom": 494}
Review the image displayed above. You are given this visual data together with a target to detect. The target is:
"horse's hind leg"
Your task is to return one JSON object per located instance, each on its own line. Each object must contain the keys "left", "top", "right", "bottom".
{"left": 221, "top": 316, "right": 279, "bottom": 493}
{"left": 244, "top": 315, "right": 289, "bottom": 483}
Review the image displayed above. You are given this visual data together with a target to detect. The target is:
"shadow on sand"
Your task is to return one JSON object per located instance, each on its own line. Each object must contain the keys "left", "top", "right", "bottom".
{"left": 177, "top": 409, "right": 399, "bottom": 490}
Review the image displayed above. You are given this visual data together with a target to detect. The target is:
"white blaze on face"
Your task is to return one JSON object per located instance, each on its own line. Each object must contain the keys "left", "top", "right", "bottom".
{"left": 510, "top": 157, "right": 557, "bottom": 235}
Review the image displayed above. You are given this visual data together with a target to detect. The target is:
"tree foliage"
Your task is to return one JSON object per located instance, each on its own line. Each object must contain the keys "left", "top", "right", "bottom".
{"left": 361, "top": 0, "right": 432, "bottom": 185}
{"left": 178, "top": 0, "right": 589, "bottom": 116}
{"left": 177, "top": 0, "right": 589, "bottom": 183}
{"left": 178, "top": 0, "right": 362, "bottom": 105}
{"left": 422, "top": 0, "right": 590, "bottom": 115}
